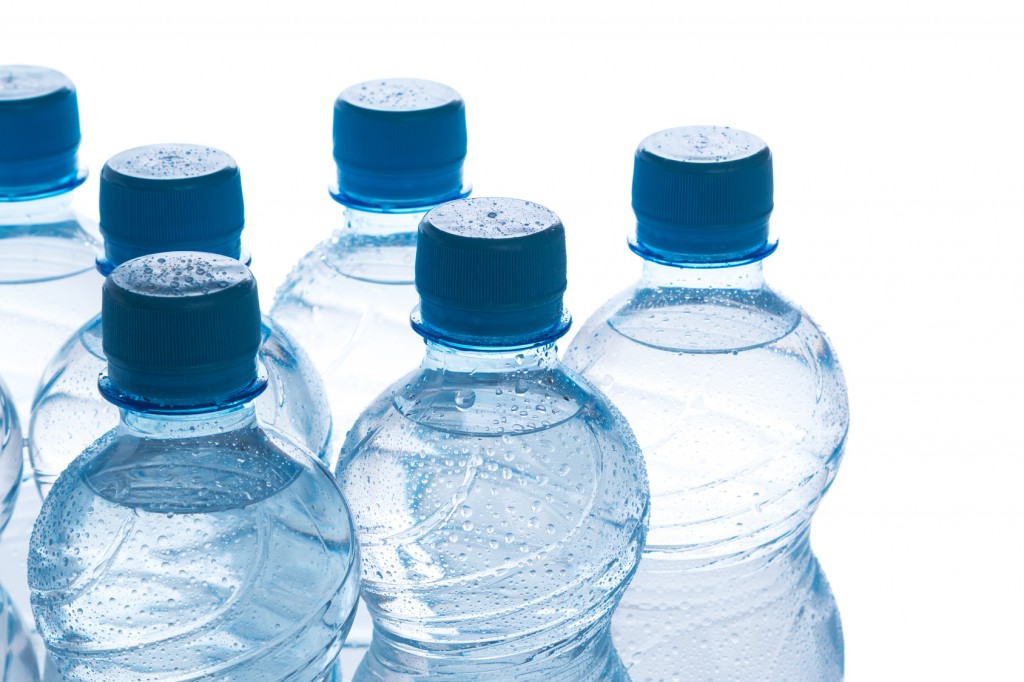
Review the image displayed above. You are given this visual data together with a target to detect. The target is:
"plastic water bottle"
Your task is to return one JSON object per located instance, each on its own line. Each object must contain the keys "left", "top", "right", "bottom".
{"left": 1, "top": 579, "right": 39, "bottom": 682}
{"left": 271, "top": 78, "right": 469, "bottom": 656}
{"left": 0, "top": 65, "right": 102, "bottom": 424}
{"left": 272, "top": 78, "right": 470, "bottom": 447}
{"left": 29, "top": 144, "right": 333, "bottom": 498}
{"left": 0, "top": 375, "right": 21, "bottom": 536}
{"left": 336, "top": 197, "right": 649, "bottom": 681}
{"left": 29, "top": 252, "right": 360, "bottom": 681}
{"left": 563, "top": 127, "right": 849, "bottom": 681}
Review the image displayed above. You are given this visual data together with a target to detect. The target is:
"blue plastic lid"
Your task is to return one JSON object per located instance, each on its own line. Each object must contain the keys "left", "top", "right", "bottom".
{"left": 101, "top": 252, "right": 263, "bottom": 407}
{"left": 99, "top": 144, "right": 245, "bottom": 267}
{"left": 0, "top": 65, "right": 86, "bottom": 200}
{"left": 332, "top": 78, "right": 468, "bottom": 209}
{"left": 413, "top": 197, "right": 570, "bottom": 345}
{"left": 632, "top": 126, "right": 775, "bottom": 264}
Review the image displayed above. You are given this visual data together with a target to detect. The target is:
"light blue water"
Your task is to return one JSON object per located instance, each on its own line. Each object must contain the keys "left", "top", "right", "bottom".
{"left": 29, "top": 404, "right": 360, "bottom": 682}
{"left": 29, "top": 314, "right": 333, "bottom": 498}
{"left": 336, "top": 342, "right": 649, "bottom": 681}
{"left": 2, "top": 579, "right": 39, "bottom": 681}
{"left": 564, "top": 261, "right": 849, "bottom": 681}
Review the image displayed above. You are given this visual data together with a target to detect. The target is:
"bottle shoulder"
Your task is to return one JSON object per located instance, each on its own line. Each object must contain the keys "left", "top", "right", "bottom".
{"left": 369, "top": 362, "right": 637, "bottom": 439}
{"left": 83, "top": 425, "right": 311, "bottom": 509}
{"left": 336, "top": 361, "right": 648, "bottom": 505}
{"left": 0, "top": 212, "right": 101, "bottom": 284}
{"left": 277, "top": 231, "right": 417, "bottom": 293}
{"left": 259, "top": 313, "right": 314, "bottom": 364}
{"left": 568, "top": 279, "right": 845, "bottom": 374}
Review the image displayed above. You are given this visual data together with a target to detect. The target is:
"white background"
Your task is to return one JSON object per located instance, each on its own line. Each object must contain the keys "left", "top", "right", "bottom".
{"left": 5, "top": 1, "right": 1022, "bottom": 678}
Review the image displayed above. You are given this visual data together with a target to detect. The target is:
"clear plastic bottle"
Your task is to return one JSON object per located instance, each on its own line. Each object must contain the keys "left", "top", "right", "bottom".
{"left": 564, "top": 127, "right": 849, "bottom": 681}
{"left": 0, "top": 65, "right": 102, "bottom": 425}
{"left": 29, "top": 144, "right": 332, "bottom": 499}
{"left": 0, "top": 375, "right": 22, "bottom": 536}
{"left": 272, "top": 78, "right": 470, "bottom": 453}
{"left": 29, "top": 253, "right": 360, "bottom": 682}
{"left": 1, "top": 579, "right": 39, "bottom": 682}
{"left": 271, "top": 78, "right": 470, "bottom": 655}
{"left": 337, "top": 198, "right": 649, "bottom": 681}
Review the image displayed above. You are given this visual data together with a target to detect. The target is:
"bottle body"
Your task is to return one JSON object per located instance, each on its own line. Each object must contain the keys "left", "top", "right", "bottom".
{"left": 0, "top": 369, "right": 33, "bottom": 677}
{"left": 29, "top": 405, "right": 360, "bottom": 682}
{"left": 0, "top": 376, "right": 22, "bottom": 536}
{"left": 271, "top": 208, "right": 424, "bottom": 451}
{"left": 564, "top": 262, "right": 848, "bottom": 681}
{"left": 30, "top": 314, "right": 332, "bottom": 497}
{"left": 0, "top": 194, "right": 104, "bottom": 422}
{"left": 336, "top": 343, "right": 649, "bottom": 681}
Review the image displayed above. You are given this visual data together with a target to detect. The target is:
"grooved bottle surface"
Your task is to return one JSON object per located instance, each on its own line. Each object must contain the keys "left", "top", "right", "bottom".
{"left": 564, "top": 261, "right": 848, "bottom": 681}
{"left": 336, "top": 343, "right": 649, "bottom": 680}
{"left": 29, "top": 408, "right": 360, "bottom": 681}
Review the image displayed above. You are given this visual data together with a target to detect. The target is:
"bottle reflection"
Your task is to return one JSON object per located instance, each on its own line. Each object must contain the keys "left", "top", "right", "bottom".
{"left": 2, "top": 579, "right": 39, "bottom": 682}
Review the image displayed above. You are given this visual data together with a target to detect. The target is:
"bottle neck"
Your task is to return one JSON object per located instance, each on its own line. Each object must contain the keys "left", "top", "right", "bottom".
{"left": 422, "top": 339, "right": 560, "bottom": 374}
{"left": 343, "top": 205, "right": 426, "bottom": 237}
{"left": 640, "top": 259, "right": 766, "bottom": 290}
{"left": 0, "top": 191, "right": 74, "bottom": 225}
{"left": 121, "top": 402, "right": 258, "bottom": 440}
{"left": 324, "top": 206, "right": 425, "bottom": 284}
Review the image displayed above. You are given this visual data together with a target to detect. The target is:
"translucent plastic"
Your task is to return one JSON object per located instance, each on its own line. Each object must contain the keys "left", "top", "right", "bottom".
{"left": 336, "top": 341, "right": 649, "bottom": 681}
{"left": 1, "top": 580, "right": 39, "bottom": 681}
{"left": 564, "top": 260, "right": 849, "bottom": 681}
{"left": 0, "top": 376, "right": 21, "bottom": 536}
{"left": 271, "top": 207, "right": 425, "bottom": 653}
{"left": 29, "top": 403, "right": 360, "bottom": 682}
{"left": 30, "top": 315, "right": 333, "bottom": 497}
{"left": 271, "top": 208, "right": 424, "bottom": 451}
{"left": 0, "top": 194, "right": 104, "bottom": 423}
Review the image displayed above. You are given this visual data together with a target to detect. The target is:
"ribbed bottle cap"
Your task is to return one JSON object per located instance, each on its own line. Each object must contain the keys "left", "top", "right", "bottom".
{"left": 332, "top": 78, "right": 468, "bottom": 208}
{"left": 99, "top": 144, "right": 245, "bottom": 267}
{"left": 414, "top": 197, "right": 569, "bottom": 344}
{"left": 632, "top": 126, "right": 774, "bottom": 263}
{"left": 101, "top": 252, "right": 262, "bottom": 406}
{"left": 0, "top": 65, "right": 86, "bottom": 199}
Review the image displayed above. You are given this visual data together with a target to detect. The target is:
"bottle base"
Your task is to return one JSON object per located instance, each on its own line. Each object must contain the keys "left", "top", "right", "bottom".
{"left": 614, "top": 537, "right": 844, "bottom": 682}
{"left": 353, "top": 624, "right": 628, "bottom": 682}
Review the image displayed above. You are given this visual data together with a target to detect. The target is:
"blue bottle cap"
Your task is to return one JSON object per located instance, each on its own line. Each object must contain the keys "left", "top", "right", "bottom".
{"left": 99, "top": 144, "right": 245, "bottom": 267}
{"left": 101, "top": 252, "right": 263, "bottom": 408}
{"left": 0, "top": 65, "right": 86, "bottom": 200}
{"left": 413, "top": 197, "right": 570, "bottom": 346}
{"left": 631, "top": 126, "right": 775, "bottom": 265}
{"left": 332, "top": 78, "right": 469, "bottom": 209}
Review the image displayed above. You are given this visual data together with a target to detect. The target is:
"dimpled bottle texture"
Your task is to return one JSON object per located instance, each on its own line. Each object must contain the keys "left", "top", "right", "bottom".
{"left": 565, "top": 127, "right": 849, "bottom": 681}
{"left": 272, "top": 78, "right": 470, "bottom": 452}
{"left": 29, "top": 144, "right": 332, "bottom": 499}
{"left": 337, "top": 198, "right": 649, "bottom": 681}
{"left": 29, "top": 253, "right": 359, "bottom": 682}
{"left": 0, "top": 65, "right": 103, "bottom": 423}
